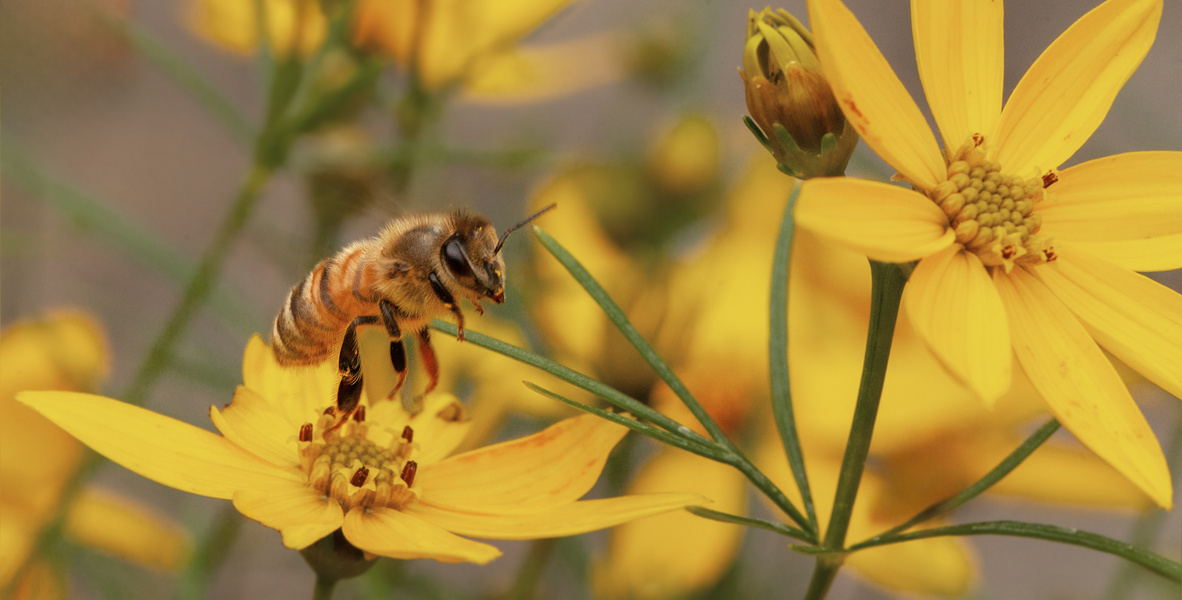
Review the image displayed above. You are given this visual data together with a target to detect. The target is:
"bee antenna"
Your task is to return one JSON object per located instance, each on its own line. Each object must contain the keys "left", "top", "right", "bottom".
{"left": 494, "top": 203, "right": 557, "bottom": 255}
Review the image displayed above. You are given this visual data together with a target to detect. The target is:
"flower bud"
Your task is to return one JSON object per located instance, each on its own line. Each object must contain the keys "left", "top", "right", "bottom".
{"left": 740, "top": 8, "right": 857, "bottom": 178}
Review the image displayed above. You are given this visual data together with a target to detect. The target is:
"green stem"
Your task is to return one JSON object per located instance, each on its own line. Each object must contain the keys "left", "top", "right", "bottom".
{"left": 767, "top": 183, "right": 817, "bottom": 530}
{"left": 850, "top": 520, "right": 1181, "bottom": 582}
{"left": 862, "top": 418, "right": 1061, "bottom": 544}
{"left": 175, "top": 505, "right": 243, "bottom": 600}
{"left": 311, "top": 575, "right": 338, "bottom": 600}
{"left": 803, "top": 260, "right": 906, "bottom": 600}
{"left": 122, "top": 163, "right": 272, "bottom": 407}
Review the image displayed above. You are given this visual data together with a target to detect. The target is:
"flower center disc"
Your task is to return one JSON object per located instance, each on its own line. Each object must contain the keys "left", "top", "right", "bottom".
{"left": 929, "top": 139, "right": 1057, "bottom": 270}
{"left": 298, "top": 413, "right": 419, "bottom": 512}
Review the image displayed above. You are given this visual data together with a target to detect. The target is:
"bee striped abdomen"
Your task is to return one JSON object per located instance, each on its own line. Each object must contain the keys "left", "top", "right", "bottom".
{"left": 271, "top": 242, "right": 379, "bottom": 366}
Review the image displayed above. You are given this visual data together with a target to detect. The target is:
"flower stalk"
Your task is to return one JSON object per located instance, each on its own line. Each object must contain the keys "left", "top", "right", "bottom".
{"left": 804, "top": 259, "right": 907, "bottom": 599}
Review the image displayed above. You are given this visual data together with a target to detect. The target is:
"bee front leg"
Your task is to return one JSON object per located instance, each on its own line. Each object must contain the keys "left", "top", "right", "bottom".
{"left": 379, "top": 299, "right": 409, "bottom": 402}
{"left": 427, "top": 271, "right": 466, "bottom": 341}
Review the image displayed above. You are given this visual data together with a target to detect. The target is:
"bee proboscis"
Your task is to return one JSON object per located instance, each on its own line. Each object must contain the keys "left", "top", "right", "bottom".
{"left": 271, "top": 204, "right": 555, "bottom": 427}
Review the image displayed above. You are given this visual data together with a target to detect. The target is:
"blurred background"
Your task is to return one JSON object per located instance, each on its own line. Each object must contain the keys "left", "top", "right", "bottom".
{"left": 2, "top": 0, "right": 1179, "bottom": 598}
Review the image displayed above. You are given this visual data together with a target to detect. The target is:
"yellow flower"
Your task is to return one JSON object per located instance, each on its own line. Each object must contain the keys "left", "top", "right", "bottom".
{"left": 796, "top": 0, "right": 1179, "bottom": 507}
{"left": 0, "top": 313, "right": 189, "bottom": 598}
{"left": 18, "top": 336, "right": 700, "bottom": 565}
{"left": 189, "top": 0, "right": 622, "bottom": 102}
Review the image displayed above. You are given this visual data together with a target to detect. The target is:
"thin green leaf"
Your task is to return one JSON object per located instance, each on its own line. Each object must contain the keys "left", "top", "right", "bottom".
{"left": 860, "top": 418, "right": 1061, "bottom": 545}
{"left": 686, "top": 506, "right": 810, "bottom": 543}
{"left": 851, "top": 520, "right": 1181, "bottom": 582}
{"left": 523, "top": 382, "right": 729, "bottom": 461}
{"left": 101, "top": 15, "right": 252, "bottom": 145}
{"left": 768, "top": 182, "right": 816, "bottom": 530}
{"left": 428, "top": 321, "right": 711, "bottom": 446}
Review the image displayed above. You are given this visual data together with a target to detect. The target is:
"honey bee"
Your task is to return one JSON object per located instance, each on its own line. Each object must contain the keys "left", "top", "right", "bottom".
{"left": 271, "top": 204, "right": 555, "bottom": 424}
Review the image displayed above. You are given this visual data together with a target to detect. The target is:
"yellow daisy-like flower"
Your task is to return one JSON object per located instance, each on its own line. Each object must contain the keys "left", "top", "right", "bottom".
{"left": 797, "top": 0, "right": 1180, "bottom": 507}
{"left": 18, "top": 336, "right": 700, "bottom": 565}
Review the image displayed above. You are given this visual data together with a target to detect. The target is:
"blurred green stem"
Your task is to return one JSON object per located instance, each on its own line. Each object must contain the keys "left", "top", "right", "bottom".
{"left": 176, "top": 505, "right": 244, "bottom": 600}
{"left": 122, "top": 163, "right": 272, "bottom": 407}
{"left": 312, "top": 576, "right": 338, "bottom": 600}
{"left": 803, "top": 259, "right": 906, "bottom": 600}
{"left": 503, "top": 539, "right": 555, "bottom": 600}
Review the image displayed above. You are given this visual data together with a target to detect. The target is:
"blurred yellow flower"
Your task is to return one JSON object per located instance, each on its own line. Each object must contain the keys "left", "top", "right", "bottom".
{"left": 0, "top": 313, "right": 189, "bottom": 598}
{"left": 19, "top": 336, "right": 701, "bottom": 565}
{"left": 797, "top": 0, "right": 1179, "bottom": 507}
{"left": 189, "top": 0, "right": 622, "bottom": 102}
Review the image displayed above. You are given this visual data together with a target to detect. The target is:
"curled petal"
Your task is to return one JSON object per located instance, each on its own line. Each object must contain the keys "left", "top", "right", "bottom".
{"left": 993, "top": 268, "right": 1172, "bottom": 508}
{"left": 210, "top": 386, "right": 300, "bottom": 468}
{"left": 797, "top": 178, "right": 955, "bottom": 263}
{"left": 343, "top": 507, "right": 501, "bottom": 564}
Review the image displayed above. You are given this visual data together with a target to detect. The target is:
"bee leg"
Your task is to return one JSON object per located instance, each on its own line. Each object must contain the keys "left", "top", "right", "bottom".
{"left": 415, "top": 328, "right": 440, "bottom": 397}
{"left": 330, "top": 317, "right": 373, "bottom": 432}
{"left": 428, "top": 271, "right": 466, "bottom": 341}
{"left": 379, "top": 299, "right": 409, "bottom": 402}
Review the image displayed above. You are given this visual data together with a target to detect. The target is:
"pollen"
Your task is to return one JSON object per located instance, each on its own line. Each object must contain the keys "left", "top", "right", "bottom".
{"left": 930, "top": 139, "right": 1057, "bottom": 271}
{"left": 297, "top": 412, "right": 420, "bottom": 512}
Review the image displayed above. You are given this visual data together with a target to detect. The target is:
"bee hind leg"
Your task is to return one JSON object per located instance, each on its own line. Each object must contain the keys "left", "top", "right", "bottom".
{"left": 416, "top": 328, "right": 440, "bottom": 397}
{"left": 328, "top": 317, "right": 374, "bottom": 432}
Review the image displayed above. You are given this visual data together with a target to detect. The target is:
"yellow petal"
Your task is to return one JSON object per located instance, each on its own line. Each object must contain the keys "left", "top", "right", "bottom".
{"left": 233, "top": 483, "right": 343, "bottom": 549}
{"left": 992, "top": 0, "right": 1162, "bottom": 174}
{"left": 406, "top": 493, "right": 703, "bottom": 539}
{"left": 64, "top": 487, "right": 190, "bottom": 570}
{"left": 797, "top": 177, "right": 955, "bottom": 263}
{"left": 985, "top": 439, "right": 1153, "bottom": 508}
{"left": 595, "top": 450, "right": 746, "bottom": 599}
{"left": 210, "top": 386, "right": 300, "bottom": 468}
{"left": 462, "top": 34, "right": 624, "bottom": 104}
{"left": 416, "top": 415, "right": 626, "bottom": 513}
{"left": 17, "top": 391, "right": 292, "bottom": 500}
{"left": 186, "top": 0, "right": 327, "bottom": 57}
{"left": 240, "top": 335, "right": 338, "bottom": 425}
{"left": 352, "top": 0, "right": 417, "bottom": 65}
{"left": 342, "top": 507, "right": 501, "bottom": 564}
{"left": 911, "top": 0, "right": 1003, "bottom": 150}
{"left": 904, "top": 244, "right": 1012, "bottom": 405}
{"left": 992, "top": 268, "right": 1172, "bottom": 508}
{"left": 1038, "top": 151, "right": 1182, "bottom": 270}
{"left": 1034, "top": 247, "right": 1182, "bottom": 401}
{"left": 807, "top": 0, "right": 945, "bottom": 189}
{"left": 1061, "top": 236, "right": 1182, "bottom": 273}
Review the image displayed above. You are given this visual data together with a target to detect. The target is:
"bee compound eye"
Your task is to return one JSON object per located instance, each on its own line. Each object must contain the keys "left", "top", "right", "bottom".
{"left": 441, "top": 236, "right": 477, "bottom": 286}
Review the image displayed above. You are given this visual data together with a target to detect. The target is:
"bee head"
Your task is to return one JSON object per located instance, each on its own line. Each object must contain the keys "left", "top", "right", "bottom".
{"left": 440, "top": 205, "right": 556, "bottom": 304}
